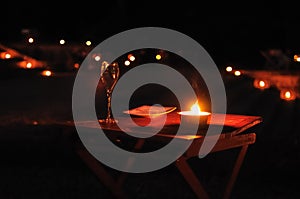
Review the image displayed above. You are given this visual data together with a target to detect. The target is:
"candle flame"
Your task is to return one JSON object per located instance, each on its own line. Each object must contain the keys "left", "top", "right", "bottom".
{"left": 190, "top": 101, "right": 201, "bottom": 115}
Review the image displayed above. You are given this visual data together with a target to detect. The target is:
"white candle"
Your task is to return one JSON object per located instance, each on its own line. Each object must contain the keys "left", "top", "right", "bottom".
{"left": 178, "top": 101, "right": 211, "bottom": 127}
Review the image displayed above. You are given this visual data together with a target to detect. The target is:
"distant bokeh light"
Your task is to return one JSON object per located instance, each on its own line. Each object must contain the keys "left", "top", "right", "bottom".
{"left": 26, "top": 62, "right": 32, "bottom": 68}
{"left": 226, "top": 66, "right": 233, "bottom": 72}
{"left": 41, "top": 70, "right": 52, "bottom": 77}
{"left": 74, "top": 63, "right": 80, "bottom": 69}
{"left": 259, "top": 80, "right": 265, "bottom": 87}
{"left": 253, "top": 79, "right": 270, "bottom": 90}
{"left": 155, "top": 54, "right": 162, "bottom": 60}
{"left": 234, "top": 70, "right": 241, "bottom": 76}
{"left": 124, "top": 60, "right": 130, "bottom": 66}
{"left": 59, "top": 39, "right": 65, "bottom": 45}
{"left": 294, "top": 55, "right": 300, "bottom": 62}
{"left": 86, "top": 41, "right": 92, "bottom": 46}
{"left": 5, "top": 53, "right": 11, "bottom": 59}
{"left": 28, "top": 38, "right": 34, "bottom": 43}
{"left": 0, "top": 52, "right": 12, "bottom": 59}
{"left": 94, "top": 55, "right": 101, "bottom": 61}
{"left": 128, "top": 54, "right": 135, "bottom": 61}
{"left": 280, "top": 90, "right": 296, "bottom": 101}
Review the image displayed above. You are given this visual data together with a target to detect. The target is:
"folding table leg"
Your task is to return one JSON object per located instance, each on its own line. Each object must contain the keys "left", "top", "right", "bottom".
{"left": 223, "top": 144, "right": 249, "bottom": 199}
{"left": 116, "top": 138, "right": 146, "bottom": 186}
{"left": 76, "top": 147, "right": 128, "bottom": 199}
{"left": 175, "top": 156, "right": 210, "bottom": 199}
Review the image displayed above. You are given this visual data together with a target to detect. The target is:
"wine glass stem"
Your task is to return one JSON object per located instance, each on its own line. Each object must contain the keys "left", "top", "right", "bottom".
{"left": 106, "top": 90, "right": 112, "bottom": 121}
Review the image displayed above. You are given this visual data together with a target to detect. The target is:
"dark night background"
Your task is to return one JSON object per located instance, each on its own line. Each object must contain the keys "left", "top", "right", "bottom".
{"left": 2, "top": 1, "right": 300, "bottom": 61}
{"left": 1, "top": 1, "right": 300, "bottom": 199}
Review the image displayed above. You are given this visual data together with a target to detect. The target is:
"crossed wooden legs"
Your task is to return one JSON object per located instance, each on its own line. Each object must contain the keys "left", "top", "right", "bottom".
{"left": 175, "top": 144, "right": 249, "bottom": 199}
{"left": 76, "top": 147, "right": 128, "bottom": 199}
{"left": 74, "top": 136, "right": 253, "bottom": 199}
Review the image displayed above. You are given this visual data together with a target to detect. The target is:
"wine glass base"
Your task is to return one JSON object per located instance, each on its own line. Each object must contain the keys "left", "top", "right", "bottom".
{"left": 99, "top": 118, "right": 118, "bottom": 124}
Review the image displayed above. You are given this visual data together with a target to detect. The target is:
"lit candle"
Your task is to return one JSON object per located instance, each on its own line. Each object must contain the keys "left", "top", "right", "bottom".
{"left": 178, "top": 101, "right": 211, "bottom": 127}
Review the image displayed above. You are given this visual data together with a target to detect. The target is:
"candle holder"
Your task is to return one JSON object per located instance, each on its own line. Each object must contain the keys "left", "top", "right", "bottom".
{"left": 178, "top": 111, "right": 211, "bottom": 129}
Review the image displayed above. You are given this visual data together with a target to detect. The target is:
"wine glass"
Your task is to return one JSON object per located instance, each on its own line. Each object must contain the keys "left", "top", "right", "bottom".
{"left": 99, "top": 61, "right": 120, "bottom": 124}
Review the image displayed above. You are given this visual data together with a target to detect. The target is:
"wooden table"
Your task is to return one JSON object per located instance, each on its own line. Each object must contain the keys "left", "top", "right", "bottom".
{"left": 58, "top": 112, "right": 262, "bottom": 199}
